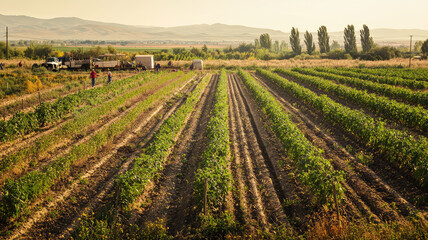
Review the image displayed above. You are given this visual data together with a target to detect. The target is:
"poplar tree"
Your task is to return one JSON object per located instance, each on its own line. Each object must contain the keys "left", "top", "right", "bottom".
{"left": 317, "top": 26, "right": 330, "bottom": 53}
{"left": 290, "top": 27, "right": 302, "bottom": 55}
{"left": 273, "top": 40, "right": 280, "bottom": 53}
{"left": 259, "top": 33, "right": 272, "bottom": 49}
{"left": 304, "top": 31, "right": 315, "bottom": 54}
{"left": 360, "top": 24, "right": 374, "bottom": 53}
{"left": 344, "top": 25, "right": 357, "bottom": 54}
{"left": 254, "top": 38, "right": 260, "bottom": 48}
{"left": 280, "top": 40, "right": 288, "bottom": 52}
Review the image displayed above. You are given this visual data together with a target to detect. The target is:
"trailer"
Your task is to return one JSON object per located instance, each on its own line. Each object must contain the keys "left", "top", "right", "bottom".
{"left": 63, "top": 58, "right": 92, "bottom": 70}
{"left": 192, "top": 59, "right": 203, "bottom": 70}
{"left": 135, "top": 55, "right": 154, "bottom": 70}
{"left": 93, "top": 54, "right": 127, "bottom": 70}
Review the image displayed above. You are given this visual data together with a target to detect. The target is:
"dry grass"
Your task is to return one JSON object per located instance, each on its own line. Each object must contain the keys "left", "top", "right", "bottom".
{"left": 159, "top": 58, "right": 428, "bottom": 69}
{"left": 1, "top": 59, "right": 43, "bottom": 68}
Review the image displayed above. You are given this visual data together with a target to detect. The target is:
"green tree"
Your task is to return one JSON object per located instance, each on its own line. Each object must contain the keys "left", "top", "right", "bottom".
{"left": 331, "top": 40, "right": 341, "bottom": 50}
{"left": 202, "top": 44, "right": 208, "bottom": 53}
{"left": 414, "top": 40, "right": 423, "bottom": 52}
{"left": 304, "top": 31, "right": 315, "bottom": 54}
{"left": 254, "top": 38, "right": 260, "bottom": 48}
{"left": 344, "top": 25, "right": 357, "bottom": 54}
{"left": 290, "top": 27, "right": 302, "bottom": 55}
{"left": 360, "top": 24, "right": 374, "bottom": 53}
{"left": 259, "top": 33, "right": 272, "bottom": 49}
{"left": 317, "top": 26, "right": 330, "bottom": 53}
{"left": 280, "top": 40, "right": 288, "bottom": 52}
{"left": 107, "top": 45, "right": 117, "bottom": 54}
{"left": 421, "top": 39, "right": 428, "bottom": 57}
{"left": 273, "top": 40, "right": 280, "bottom": 53}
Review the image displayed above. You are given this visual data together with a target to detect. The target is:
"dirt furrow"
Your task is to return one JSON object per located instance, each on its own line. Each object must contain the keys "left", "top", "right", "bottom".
{"left": 0, "top": 74, "right": 184, "bottom": 185}
{"left": 231, "top": 74, "right": 290, "bottom": 226}
{"left": 253, "top": 72, "right": 425, "bottom": 222}
{"left": 7, "top": 74, "right": 200, "bottom": 240}
{"left": 228, "top": 73, "right": 290, "bottom": 231}
{"left": 228, "top": 74, "right": 268, "bottom": 228}
{"left": 0, "top": 73, "right": 151, "bottom": 158}
{"left": 132, "top": 74, "right": 217, "bottom": 237}
{"left": 276, "top": 71, "right": 426, "bottom": 139}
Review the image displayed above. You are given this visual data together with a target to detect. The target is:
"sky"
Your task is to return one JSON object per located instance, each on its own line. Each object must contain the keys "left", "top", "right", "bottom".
{"left": 2, "top": 0, "right": 428, "bottom": 32}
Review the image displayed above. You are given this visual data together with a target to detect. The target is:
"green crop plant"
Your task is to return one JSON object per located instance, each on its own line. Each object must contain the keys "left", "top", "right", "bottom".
{"left": 0, "top": 72, "right": 184, "bottom": 174}
{"left": 317, "top": 67, "right": 428, "bottom": 90}
{"left": 292, "top": 68, "right": 428, "bottom": 107}
{"left": 115, "top": 73, "right": 210, "bottom": 209}
{"left": 239, "top": 69, "right": 344, "bottom": 205}
{"left": 258, "top": 69, "right": 428, "bottom": 190}
{"left": 0, "top": 72, "right": 194, "bottom": 221}
{"left": 280, "top": 68, "right": 428, "bottom": 133}
{"left": 194, "top": 69, "right": 232, "bottom": 213}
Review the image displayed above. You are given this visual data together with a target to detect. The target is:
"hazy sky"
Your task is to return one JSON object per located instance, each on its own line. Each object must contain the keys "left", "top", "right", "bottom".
{"left": 3, "top": 0, "right": 428, "bottom": 31}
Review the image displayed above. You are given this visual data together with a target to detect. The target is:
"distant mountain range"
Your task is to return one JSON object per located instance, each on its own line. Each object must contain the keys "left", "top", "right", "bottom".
{"left": 0, "top": 14, "right": 427, "bottom": 44}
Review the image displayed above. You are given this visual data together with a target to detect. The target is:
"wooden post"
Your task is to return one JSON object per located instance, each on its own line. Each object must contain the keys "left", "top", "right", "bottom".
{"left": 409, "top": 35, "right": 413, "bottom": 68}
{"left": 204, "top": 178, "right": 208, "bottom": 215}
{"left": 115, "top": 185, "right": 120, "bottom": 218}
{"left": 2, "top": 108, "right": 6, "bottom": 121}
{"left": 38, "top": 91, "right": 42, "bottom": 105}
{"left": 332, "top": 182, "right": 341, "bottom": 229}
{"left": 22, "top": 98, "right": 24, "bottom": 111}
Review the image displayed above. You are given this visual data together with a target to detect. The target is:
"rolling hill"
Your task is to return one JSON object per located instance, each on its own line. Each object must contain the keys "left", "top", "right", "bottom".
{"left": 0, "top": 14, "right": 427, "bottom": 44}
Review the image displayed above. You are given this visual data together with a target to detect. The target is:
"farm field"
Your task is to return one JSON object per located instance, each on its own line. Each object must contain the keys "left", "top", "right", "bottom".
{"left": 0, "top": 67, "right": 427, "bottom": 239}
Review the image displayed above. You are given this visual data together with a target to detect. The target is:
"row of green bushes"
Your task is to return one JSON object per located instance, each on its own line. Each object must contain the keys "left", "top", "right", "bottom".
{"left": 258, "top": 69, "right": 428, "bottom": 190}
{"left": 239, "top": 69, "right": 344, "bottom": 205}
{"left": 0, "top": 71, "right": 194, "bottom": 221}
{"left": 115, "top": 73, "right": 208, "bottom": 208}
{"left": 194, "top": 69, "right": 232, "bottom": 212}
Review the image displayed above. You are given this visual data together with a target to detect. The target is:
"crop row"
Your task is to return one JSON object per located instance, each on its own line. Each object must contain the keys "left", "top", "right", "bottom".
{"left": 239, "top": 69, "right": 344, "bottom": 205}
{"left": 0, "top": 71, "right": 185, "bottom": 175}
{"left": 292, "top": 68, "right": 428, "bottom": 108}
{"left": 342, "top": 67, "right": 428, "bottom": 82}
{"left": 316, "top": 67, "right": 427, "bottom": 90}
{"left": 258, "top": 69, "right": 428, "bottom": 190}
{"left": 194, "top": 70, "right": 232, "bottom": 212}
{"left": 115, "top": 74, "right": 210, "bottom": 209}
{"left": 0, "top": 71, "right": 196, "bottom": 220}
{"left": 0, "top": 72, "right": 147, "bottom": 142}
{"left": 276, "top": 68, "right": 428, "bottom": 133}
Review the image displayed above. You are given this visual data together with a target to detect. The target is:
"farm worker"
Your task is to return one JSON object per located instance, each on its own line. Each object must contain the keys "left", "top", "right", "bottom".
{"left": 18, "top": 61, "right": 22, "bottom": 68}
{"left": 90, "top": 69, "right": 97, "bottom": 87}
{"left": 157, "top": 63, "right": 161, "bottom": 71}
{"left": 0, "top": 62, "right": 3, "bottom": 70}
{"left": 107, "top": 68, "right": 112, "bottom": 84}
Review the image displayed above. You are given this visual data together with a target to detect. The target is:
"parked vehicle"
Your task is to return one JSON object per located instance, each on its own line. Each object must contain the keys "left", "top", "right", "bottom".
{"left": 32, "top": 57, "right": 62, "bottom": 71}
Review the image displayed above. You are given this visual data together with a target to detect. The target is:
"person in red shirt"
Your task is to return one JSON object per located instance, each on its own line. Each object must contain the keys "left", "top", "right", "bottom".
{"left": 90, "top": 69, "right": 97, "bottom": 87}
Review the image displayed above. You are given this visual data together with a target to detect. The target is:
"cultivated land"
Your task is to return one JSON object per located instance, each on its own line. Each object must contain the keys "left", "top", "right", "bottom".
{"left": 0, "top": 66, "right": 427, "bottom": 239}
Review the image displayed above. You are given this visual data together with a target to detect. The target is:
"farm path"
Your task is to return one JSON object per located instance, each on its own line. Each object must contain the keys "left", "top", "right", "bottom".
{"left": 228, "top": 73, "right": 290, "bottom": 232}
{"left": 132, "top": 74, "right": 218, "bottom": 237}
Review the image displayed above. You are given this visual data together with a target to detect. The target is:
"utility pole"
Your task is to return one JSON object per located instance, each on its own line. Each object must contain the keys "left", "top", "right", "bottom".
{"left": 409, "top": 35, "right": 412, "bottom": 68}
{"left": 5, "top": 27, "right": 9, "bottom": 60}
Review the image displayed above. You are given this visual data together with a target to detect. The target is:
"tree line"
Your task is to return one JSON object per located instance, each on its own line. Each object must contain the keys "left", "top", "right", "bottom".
{"left": 286, "top": 24, "right": 422, "bottom": 60}
{"left": 1, "top": 25, "right": 428, "bottom": 61}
